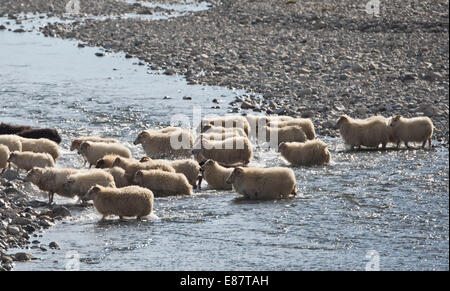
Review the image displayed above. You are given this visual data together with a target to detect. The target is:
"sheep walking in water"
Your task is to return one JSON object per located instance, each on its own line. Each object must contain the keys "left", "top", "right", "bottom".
{"left": 0, "top": 144, "right": 10, "bottom": 174}
{"left": 19, "top": 137, "right": 60, "bottom": 160}
{"left": 0, "top": 122, "right": 32, "bottom": 135}
{"left": 336, "top": 115, "right": 391, "bottom": 150}
{"left": 112, "top": 156, "right": 175, "bottom": 184}
{"left": 278, "top": 140, "right": 330, "bottom": 166}
{"left": 78, "top": 141, "right": 132, "bottom": 168}
{"left": 82, "top": 185, "right": 154, "bottom": 220}
{"left": 70, "top": 137, "right": 119, "bottom": 151}
{"left": 134, "top": 169, "right": 193, "bottom": 197}
{"left": 134, "top": 129, "right": 193, "bottom": 159}
{"left": 8, "top": 151, "right": 55, "bottom": 172}
{"left": 267, "top": 118, "right": 316, "bottom": 140}
{"left": 390, "top": 115, "right": 434, "bottom": 148}
{"left": 0, "top": 135, "right": 22, "bottom": 152}
{"left": 18, "top": 128, "right": 62, "bottom": 144}
{"left": 191, "top": 136, "right": 253, "bottom": 166}
{"left": 263, "top": 125, "right": 307, "bottom": 145}
{"left": 199, "top": 116, "right": 250, "bottom": 135}
{"left": 63, "top": 170, "right": 116, "bottom": 199}
{"left": 226, "top": 166, "right": 297, "bottom": 200}
{"left": 200, "top": 159, "right": 233, "bottom": 190}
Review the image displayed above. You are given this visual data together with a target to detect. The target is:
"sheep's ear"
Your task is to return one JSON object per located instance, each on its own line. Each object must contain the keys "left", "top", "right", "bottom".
{"left": 394, "top": 115, "right": 401, "bottom": 121}
{"left": 234, "top": 167, "right": 244, "bottom": 175}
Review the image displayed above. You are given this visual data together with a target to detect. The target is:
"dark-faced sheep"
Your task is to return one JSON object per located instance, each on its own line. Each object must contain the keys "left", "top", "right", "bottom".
{"left": 83, "top": 185, "right": 154, "bottom": 220}
{"left": 0, "top": 123, "right": 32, "bottom": 135}
{"left": 225, "top": 166, "right": 297, "bottom": 200}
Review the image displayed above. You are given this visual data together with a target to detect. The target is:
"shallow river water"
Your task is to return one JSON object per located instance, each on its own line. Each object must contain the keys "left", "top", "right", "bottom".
{"left": 0, "top": 10, "right": 448, "bottom": 271}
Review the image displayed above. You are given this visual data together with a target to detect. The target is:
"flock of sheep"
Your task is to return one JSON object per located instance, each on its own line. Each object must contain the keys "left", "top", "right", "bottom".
{"left": 0, "top": 113, "right": 433, "bottom": 220}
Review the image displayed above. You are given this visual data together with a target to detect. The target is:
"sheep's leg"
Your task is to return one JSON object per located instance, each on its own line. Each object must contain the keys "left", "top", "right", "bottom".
{"left": 428, "top": 138, "right": 432, "bottom": 148}
{"left": 396, "top": 141, "right": 401, "bottom": 148}
{"left": 48, "top": 192, "right": 54, "bottom": 205}
{"left": 0, "top": 167, "right": 5, "bottom": 174}
{"left": 422, "top": 140, "right": 426, "bottom": 148}
{"left": 291, "top": 188, "right": 297, "bottom": 197}
{"left": 405, "top": 142, "right": 410, "bottom": 148}
{"left": 381, "top": 142, "right": 387, "bottom": 150}
{"left": 197, "top": 175, "right": 203, "bottom": 190}
{"left": 89, "top": 164, "right": 93, "bottom": 169}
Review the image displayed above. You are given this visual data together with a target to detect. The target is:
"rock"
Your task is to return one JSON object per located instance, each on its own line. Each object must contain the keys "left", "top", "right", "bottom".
{"left": 1, "top": 169, "right": 20, "bottom": 181}
{"left": 1, "top": 255, "right": 13, "bottom": 264}
{"left": 49, "top": 242, "right": 59, "bottom": 249}
{"left": 11, "top": 217, "right": 32, "bottom": 226}
{"left": 182, "top": 96, "right": 192, "bottom": 100}
{"left": 50, "top": 206, "right": 71, "bottom": 218}
{"left": 163, "top": 69, "right": 175, "bottom": 75}
{"left": 95, "top": 52, "right": 104, "bottom": 57}
{"left": 7, "top": 226, "right": 20, "bottom": 235}
{"left": 0, "top": 25, "right": 6, "bottom": 30}
{"left": 421, "top": 104, "right": 440, "bottom": 117}
{"left": 0, "top": 198, "right": 5, "bottom": 208}
{"left": 301, "top": 110, "right": 314, "bottom": 118}
{"left": 13, "top": 28, "right": 25, "bottom": 33}
{"left": 241, "top": 101, "right": 254, "bottom": 109}
{"left": 298, "top": 88, "right": 313, "bottom": 96}
{"left": 422, "top": 71, "right": 443, "bottom": 82}
{"left": 27, "top": 200, "right": 48, "bottom": 208}
{"left": 13, "top": 252, "right": 34, "bottom": 262}
{"left": 352, "top": 63, "right": 365, "bottom": 73}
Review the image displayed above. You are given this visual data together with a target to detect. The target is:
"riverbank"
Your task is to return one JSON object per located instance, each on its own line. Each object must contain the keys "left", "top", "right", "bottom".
{"left": 2, "top": 0, "right": 447, "bottom": 140}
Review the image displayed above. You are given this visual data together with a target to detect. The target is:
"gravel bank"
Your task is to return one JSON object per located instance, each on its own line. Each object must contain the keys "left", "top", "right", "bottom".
{"left": 1, "top": 0, "right": 448, "bottom": 141}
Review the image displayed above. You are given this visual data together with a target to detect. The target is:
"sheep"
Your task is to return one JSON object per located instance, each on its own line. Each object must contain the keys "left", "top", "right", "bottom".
{"left": 8, "top": 151, "right": 55, "bottom": 172}
{"left": 24, "top": 167, "right": 83, "bottom": 204}
{"left": 78, "top": 141, "right": 132, "bottom": 167}
{"left": 18, "top": 128, "right": 62, "bottom": 144}
{"left": 267, "top": 118, "right": 316, "bottom": 140}
{"left": 82, "top": 185, "right": 154, "bottom": 220}
{"left": 0, "top": 135, "right": 22, "bottom": 152}
{"left": 0, "top": 123, "right": 32, "bottom": 135}
{"left": 262, "top": 125, "right": 307, "bottom": 145}
{"left": 245, "top": 115, "right": 295, "bottom": 139}
{"left": 200, "top": 159, "right": 233, "bottom": 190}
{"left": 19, "top": 137, "right": 60, "bottom": 160}
{"left": 225, "top": 166, "right": 297, "bottom": 200}
{"left": 134, "top": 169, "right": 193, "bottom": 197}
{"left": 390, "top": 115, "right": 434, "bottom": 148}
{"left": 278, "top": 140, "right": 330, "bottom": 166}
{"left": 63, "top": 170, "right": 116, "bottom": 199}
{"left": 112, "top": 156, "right": 175, "bottom": 184}
{"left": 200, "top": 124, "right": 247, "bottom": 137}
{"left": 336, "top": 115, "right": 391, "bottom": 149}
{"left": 104, "top": 167, "right": 129, "bottom": 188}
{"left": 139, "top": 156, "right": 201, "bottom": 189}
{"left": 70, "top": 136, "right": 119, "bottom": 151}
{"left": 0, "top": 144, "right": 10, "bottom": 173}
{"left": 95, "top": 154, "right": 124, "bottom": 168}
{"left": 191, "top": 136, "right": 253, "bottom": 166}
{"left": 199, "top": 116, "right": 250, "bottom": 135}
{"left": 134, "top": 129, "right": 193, "bottom": 158}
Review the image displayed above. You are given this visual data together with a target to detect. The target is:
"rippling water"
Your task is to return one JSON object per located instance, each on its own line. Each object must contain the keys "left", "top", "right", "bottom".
{"left": 1, "top": 16, "right": 448, "bottom": 271}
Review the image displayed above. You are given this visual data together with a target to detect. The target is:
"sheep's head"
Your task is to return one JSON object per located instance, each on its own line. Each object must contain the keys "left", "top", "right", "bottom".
{"left": 7, "top": 151, "right": 18, "bottom": 163}
{"left": 134, "top": 131, "right": 150, "bottom": 145}
{"left": 134, "top": 170, "right": 144, "bottom": 184}
{"left": 200, "top": 159, "right": 215, "bottom": 172}
{"left": 24, "top": 167, "right": 44, "bottom": 184}
{"left": 226, "top": 167, "right": 244, "bottom": 184}
{"left": 78, "top": 142, "right": 90, "bottom": 154}
{"left": 70, "top": 140, "right": 81, "bottom": 151}
{"left": 139, "top": 156, "right": 151, "bottom": 163}
{"left": 200, "top": 124, "right": 212, "bottom": 133}
{"left": 390, "top": 115, "right": 402, "bottom": 127}
{"left": 95, "top": 158, "right": 106, "bottom": 168}
{"left": 83, "top": 185, "right": 101, "bottom": 202}
{"left": 336, "top": 115, "right": 350, "bottom": 128}
{"left": 63, "top": 178, "right": 75, "bottom": 194}
{"left": 112, "top": 157, "right": 123, "bottom": 168}
{"left": 278, "top": 142, "right": 287, "bottom": 152}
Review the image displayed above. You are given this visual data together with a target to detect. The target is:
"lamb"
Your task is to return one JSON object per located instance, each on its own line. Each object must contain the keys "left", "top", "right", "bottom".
{"left": 278, "top": 140, "right": 331, "bottom": 166}
{"left": 0, "top": 123, "right": 32, "bottom": 135}
{"left": 200, "top": 159, "right": 233, "bottom": 190}
{"left": 104, "top": 167, "right": 129, "bottom": 188}
{"left": 262, "top": 125, "right": 307, "bottom": 145}
{"left": 191, "top": 136, "right": 253, "bottom": 166}
{"left": 95, "top": 154, "right": 124, "bottom": 168}
{"left": 18, "top": 128, "right": 62, "bottom": 144}
{"left": 134, "top": 129, "right": 193, "bottom": 158}
{"left": 139, "top": 157, "right": 201, "bottom": 189}
{"left": 267, "top": 118, "right": 316, "bottom": 140}
{"left": 390, "top": 115, "right": 434, "bottom": 148}
{"left": 336, "top": 115, "right": 391, "bottom": 149}
{"left": 199, "top": 116, "right": 250, "bottom": 135}
{"left": 24, "top": 167, "right": 84, "bottom": 204}
{"left": 225, "top": 166, "right": 297, "bottom": 200}
{"left": 0, "top": 144, "right": 10, "bottom": 173}
{"left": 19, "top": 137, "right": 60, "bottom": 160}
{"left": 0, "top": 135, "right": 22, "bottom": 152}
{"left": 78, "top": 141, "right": 132, "bottom": 167}
{"left": 82, "top": 185, "right": 154, "bottom": 220}
{"left": 8, "top": 151, "right": 55, "bottom": 172}
{"left": 134, "top": 169, "right": 193, "bottom": 197}
{"left": 63, "top": 170, "right": 116, "bottom": 199}
{"left": 70, "top": 136, "right": 119, "bottom": 151}
{"left": 112, "top": 156, "right": 175, "bottom": 184}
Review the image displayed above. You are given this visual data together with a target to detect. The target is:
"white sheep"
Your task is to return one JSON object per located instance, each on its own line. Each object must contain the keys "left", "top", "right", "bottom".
{"left": 134, "top": 169, "right": 193, "bottom": 197}
{"left": 112, "top": 156, "right": 175, "bottom": 184}
{"left": 134, "top": 129, "right": 193, "bottom": 158}
{"left": 0, "top": 135, "right": 22, "bottom": 152}
{"left": 191, "top": 136, "right": 253, "bottom": 166}
{"left": 70, "top": 136, "right": 119, "bottom": 151}
{"left": 63, "top": 170, "right": 116, "bottom": 199}
{"left": 199, "top": 116, "right": 250, "bottom": 135}
{"left": 0, "top": 144, "right": 10, "bottom": 173}
{"left": 244, "top": 115, "right": 294, "bottom": 139}
{"left": 200, "top": 124, "right": 247, "bottom": 137}
{"left": 225, "top": 166, "right": 297, "bottom": 200}
{"left": 105, "top": 167, "right": 129, "bottom": 188}
{"left": 78, "top": 141, "right": 132, "bottom": 167}
{"left": 82, "top": 185, "right": 154, "bottom": 220}
{"left": 200, "top": 159, "right": 233, "bottom": 190}
{"left": 95, "top": 154, "right": 125, "bottom": 168}
{"left": 268, "top": 118, "right": 316, "bottom": 140}
{"left": 278, "top": 140, "right": 330, "bottom": 166}
{"left": 336, "top": 115, "right": 391, "bottom": 149}
{"left": 262, "top": 125, "right": 307, "bottom": 145}
{"left": 19, "top": 137, "right": 60, "bottom": 160}
{"left": 390, "top": 115, "right": 434, "bottom": 148}
{"left": 8, "top": 151, "right": 55, "bottom": 172}
{"left": 24, "top": 167, "right": 84, "bottom": 204}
